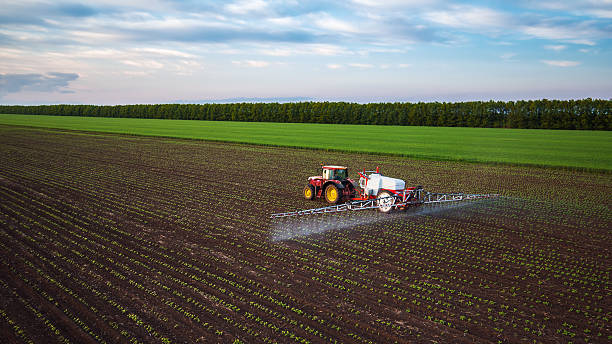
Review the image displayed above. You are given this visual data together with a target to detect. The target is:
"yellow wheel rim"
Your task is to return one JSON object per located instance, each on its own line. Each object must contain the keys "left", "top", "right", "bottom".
{"left": 305, "top": 188, "right": 312, "bottom": 198}
{"left": 327, "top": 187, "right": 337, "bottom": 201}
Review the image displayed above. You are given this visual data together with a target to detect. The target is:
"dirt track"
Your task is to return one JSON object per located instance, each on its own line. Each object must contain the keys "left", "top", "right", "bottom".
{"left": 0, "top": 125, "right": 610, "bottom": 343}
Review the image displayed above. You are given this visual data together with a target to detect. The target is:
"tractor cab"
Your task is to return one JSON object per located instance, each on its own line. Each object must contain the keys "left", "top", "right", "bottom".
{"left": 322, "top": 165, "right": 348, "bottom": 181}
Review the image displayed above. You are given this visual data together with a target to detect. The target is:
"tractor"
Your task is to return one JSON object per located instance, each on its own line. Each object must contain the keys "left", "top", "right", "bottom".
{"left": 304, "top": 165, "right": 356, "bottom": 204}
{"left": 273, "top": 165, "right": 497, "bottom": 219}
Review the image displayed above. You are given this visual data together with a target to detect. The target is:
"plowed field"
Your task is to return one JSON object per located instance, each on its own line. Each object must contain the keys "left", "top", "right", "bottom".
{"left": 0, "top": 125, "right": 610, "bottom": 343}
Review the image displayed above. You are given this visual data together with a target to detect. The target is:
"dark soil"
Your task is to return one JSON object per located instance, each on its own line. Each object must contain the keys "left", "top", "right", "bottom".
{"left": 0, "top": 125, "right": 610, "bottom": 343}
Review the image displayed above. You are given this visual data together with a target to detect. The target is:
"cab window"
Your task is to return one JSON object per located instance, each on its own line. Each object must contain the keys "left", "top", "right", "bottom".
{"left": 322, "top": 168, "right": 331, "bottom": 179}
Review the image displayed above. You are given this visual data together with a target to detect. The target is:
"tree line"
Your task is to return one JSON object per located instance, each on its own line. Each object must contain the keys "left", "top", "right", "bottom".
{"left": 1, "top": 99, "right": 610, "bottom": 130}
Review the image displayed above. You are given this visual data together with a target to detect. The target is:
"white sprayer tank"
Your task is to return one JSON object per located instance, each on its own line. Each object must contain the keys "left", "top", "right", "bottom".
{"left": 361, "top": 173, "right": 405, "bottom": 196}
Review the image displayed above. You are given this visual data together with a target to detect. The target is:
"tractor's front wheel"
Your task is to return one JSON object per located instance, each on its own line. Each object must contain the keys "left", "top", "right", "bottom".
{"left": 324, "top": 184, "right": 341, "bottom": 204}
{"left": 377, "top": 190, "right": 395, "bottom": 213}
{"left": 304, "top": 184, "right": 315, "bottom": 200}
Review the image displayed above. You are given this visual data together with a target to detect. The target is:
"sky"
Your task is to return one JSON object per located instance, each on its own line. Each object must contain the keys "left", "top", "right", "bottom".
{"left": 0, "top": 0, "right": 611, "bottom": 104}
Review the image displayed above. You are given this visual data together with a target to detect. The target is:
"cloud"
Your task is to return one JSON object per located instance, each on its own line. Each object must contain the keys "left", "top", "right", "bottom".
{"left": 521, "top": 24, "right": 582, "bottom": 41}
{"left": 423, "top": 6, "right": 509, "bottom": 29}
{"left": 232, "top": 60, "right": 270, "bottom": 68}
{"left": 1, "top": 1, "right": 610, "bottom": 103}
{"left": 68, "top": 30, "right": 124, "bottom": 43}
{"left": 0, "top": 72, "right": 79, "bottom": 96}
{"left": 0, "top": 47, "right": 201, "bottom": 75}
{"left": 348, "top": 63, "right": 374, "bottom": 68}
{"left": 567, "top": 39, "right": 596, "bottom": 46}
{"left": 351, "top": 0, "right": 434, "bottom": 7}
{"left": 2, "top": 0, "right": 610, "bottom": 50}
{"left": 121, "top": 59, "right": 164, "bottom": 69}
{"left": 266, "top": 16, "right": 300, "bottom": 27}
{"left": 131, "top": 47, "right": 195, "bottom": 58}
{"left": 523, "top": 1, "right": 612, "bottom": 18}
{"left": 541, "top": 60, "right": 581, "bottom": 67}
{"left": 258, "top": 43, "right": 350, "bottom": 57}
{"left": 519, "top": 17, "right": 609, "bottom": 45}
{"left": 313, "top": 13, "right": 360, "bottom": 33}
{"left": 586, "top": 9, "right": 612, "bottom": 18}
{"left": 122, "top": 26, "right": 319, "bottom": 44}
{"left": 544, "top": 45, "right": 567, "bottom": 51}
{"left": 420, "top": 4, "right": 610, "bottom": 46}
{"left": 225, "top": 0, "right": 268, "bottom": 15}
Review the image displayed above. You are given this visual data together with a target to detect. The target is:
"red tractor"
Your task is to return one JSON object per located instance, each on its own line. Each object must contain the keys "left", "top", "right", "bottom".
{"left": 304, "top": 165, "right": 356, "bottom": 204}
{"left": 272, "top": 165, "right": 497, "bottom": 219}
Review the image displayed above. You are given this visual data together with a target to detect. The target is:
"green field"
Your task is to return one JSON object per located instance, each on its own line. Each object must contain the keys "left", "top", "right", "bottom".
{"left": 1, "top": 114, "right": 610, "bottom": 171}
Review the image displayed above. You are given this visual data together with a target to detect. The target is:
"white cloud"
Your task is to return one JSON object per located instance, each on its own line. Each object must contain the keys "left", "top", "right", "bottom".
{"left": 541, "top": 60, "right": 581, "bottom": 67}
{"left": 313, "top": 14, "right": 360, "bottom": 33}
{"left": 421, "top": 4, "right": 606, "bottom": 46}
{"left": 0, "top": 45, "right": 202, "bottom": 76}
{"left": 568, "top": 39, "right": 596, "bottom": 46}
{"left": 114, "top": 16, "right": 233, "bottom": 31}
{"left": 521, "top": 24, "right": 600, "bottom": 45}
{"left": 525, "top": 1, "right": 612, "bottom": 18}
{"left": 258, "top": 44, "right": 350, "bottom": 57}
{"left": 544, "top": 45, "right": 567, "bottom": 51}
{"left": 357, "top": 47, "right": 406, "bottom": 55}
{"left": 225, "top": 0, "right": 268, "bottom": 15}
{"left": 232, "top": 60, "right": 270, "bottom": 68}
{"left": 352, "top": 0, "right": 434, "bottom": 7}
{"left": 20, "top": 48, "right": 201, "bottom": 75}
{"left": 121, "top": 59, "right": 164, "bottom": 69}
{"left": 262, "top": 48, "right": 293, "bottom": 57}
{"left": 586, "top": 9, "right": 612, "bottom": 18}
{"left": 326, "top": 64, "right": 342, "bottom": 69}
{"left": 424, "top": 6, "right": 509, "bottom": 29}
{"left": 132, "top": 48, "right": 195, "bottom": 58}
{"left": 266, "top": 17, "right": 300, "bottom": 27}
{"left": 123, "top": 70, "right": 151, "bottom": 77}
{"left": 348, "top": 63, "right": 374, "bottom": 68}
{"left": 65, "top": 30, "right": 123, "bottom": 43}
{"left": 500, "top": 52, "right": 517, "bottom": 59}
{"left": 398, "top": 63, "right": 411, "bottom": 68}
{"left": 0, "top": 48, "right": 27, "bottom": 59}
{"left": 522, "top": 25, "right": 573, "bottom": 40}
{"left": 309, "top": 44, "right": 351, "bottom": 56}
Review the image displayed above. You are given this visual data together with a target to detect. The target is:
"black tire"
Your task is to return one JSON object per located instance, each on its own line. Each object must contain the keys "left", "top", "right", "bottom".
{"left": 304, "top": 184, "right": 316, "bottom": 200}
{"left": 344, "top": 181, "right": 357, "bottom": 199}
{"left": 324, "top": 184, "right": 341, "bottom": 204}
{"left": 348, "top": 185, "right": 356, "bottom": 199}
{"left": 377, "top": 190, "right": 395, "bottom": 213}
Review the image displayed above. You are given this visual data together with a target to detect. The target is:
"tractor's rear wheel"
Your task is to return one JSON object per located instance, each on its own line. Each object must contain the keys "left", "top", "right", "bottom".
{"left": 304, "top": 184, "right": 315, "bottom": 200}
{"left": 377, "top": 190, "right": 395, "bottom": 213}
{"left": 325, "top": 184, "right": 341, "bottom": 204}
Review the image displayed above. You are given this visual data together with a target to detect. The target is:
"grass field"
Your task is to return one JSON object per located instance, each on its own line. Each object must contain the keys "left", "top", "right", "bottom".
{"left": 1, "top": 114, "right": 610, "bottom": 171}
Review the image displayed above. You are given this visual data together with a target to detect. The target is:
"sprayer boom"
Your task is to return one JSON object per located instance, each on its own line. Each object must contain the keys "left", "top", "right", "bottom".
{"left": 270, "top": 192, "right": 497, "bottom": 219}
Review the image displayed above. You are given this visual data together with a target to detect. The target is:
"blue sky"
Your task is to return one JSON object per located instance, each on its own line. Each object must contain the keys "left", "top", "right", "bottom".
{"left": 0, "top": 0, "right": 611, "bottom": 104}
